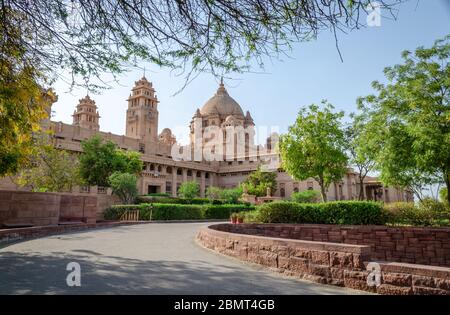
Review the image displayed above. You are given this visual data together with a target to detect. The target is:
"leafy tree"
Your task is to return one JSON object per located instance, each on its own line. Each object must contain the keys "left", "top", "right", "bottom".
{"left": 358, "top": 36, "right": 450, "bottom": 203}
{"left": 108, "top": 172, "right": 138, "bottom": 204}
{"left": 1, "top": 1, "right": 403, "bottom": 91}
{"left": 291, "top": 190, "right": 322, "bottom": 203}
{"left": 345, "top": 113, "right": 377, "bottom": 200}
{"left": 243, "top": 167, "right": 277, "bottom": 197}
{"left": 16, "top": 136, "right": 81, "bottom": 192}
{"left": 220, "top": 187, "right": 243, "bottom": 204}
{"left": 178, "top": 181, "right": 200, "bottom": 199}
{"left": 79, "top": 135, "right": 143, "bottom": 187}
{"left": 440, "top": 187, "right": 448, "bottom": 205}
{"left": 279, "top": 102, "right": 348, "bottom": 201}
{"left": 0, "top": 21, "right": 55, "bottom": 176}
{"left": 206, "top": 186, "right": 222, "bottom": 201}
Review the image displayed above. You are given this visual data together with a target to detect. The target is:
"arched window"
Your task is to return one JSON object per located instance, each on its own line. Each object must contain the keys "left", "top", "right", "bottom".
{"left": 166, "top": 167, "right": 172, "bottom": 174}
{"left": 280, "top": 188, "right": 285, "bottom": 197}
{"left": 293, "top": 187, "right": 299, "bottom": 193}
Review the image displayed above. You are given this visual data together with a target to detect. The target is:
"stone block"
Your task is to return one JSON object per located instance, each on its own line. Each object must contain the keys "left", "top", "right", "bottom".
{"left": 382, "top": 273, "right": 412, "bottom": 287}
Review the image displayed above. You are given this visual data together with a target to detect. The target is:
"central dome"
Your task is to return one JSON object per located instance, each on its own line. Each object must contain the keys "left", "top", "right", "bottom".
{"left": 200, "top": 81, "right": 244, "bottom": 118}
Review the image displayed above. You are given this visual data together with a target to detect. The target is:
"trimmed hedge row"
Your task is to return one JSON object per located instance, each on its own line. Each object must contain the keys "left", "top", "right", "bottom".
{"left": 136, "top": 196, "right": 229, "bottom": 205}
{"left": 257, "top": 201, "right": 385, "bottom": 225}
{"left": 104, "top": 203, "right": 255, "bottom": 221}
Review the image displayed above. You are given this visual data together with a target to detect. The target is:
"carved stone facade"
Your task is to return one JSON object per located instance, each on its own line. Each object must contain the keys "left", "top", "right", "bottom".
{"left": 0, "top": 76, "right": 413, "bottom": 202}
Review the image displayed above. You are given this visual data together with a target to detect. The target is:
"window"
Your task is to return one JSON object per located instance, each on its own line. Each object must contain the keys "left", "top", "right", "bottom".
{"left": 80, "top": 186, "right": 90, "bottom": 193}
{"left": 166, "top": 182, "right": 172, "bottom": 194}
{"left": 293, "top": 187, "right": 299, "bottom": 193}
{"left": 280, "top": 188, "right": 285, "bottom": 197}
{"left": 97, "top": 186, "right": 107, "bottom": 194}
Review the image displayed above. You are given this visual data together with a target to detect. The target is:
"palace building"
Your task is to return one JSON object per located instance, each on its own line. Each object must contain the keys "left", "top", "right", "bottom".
{"left": 0, "top": 76, "right": 413, "bottom": 203}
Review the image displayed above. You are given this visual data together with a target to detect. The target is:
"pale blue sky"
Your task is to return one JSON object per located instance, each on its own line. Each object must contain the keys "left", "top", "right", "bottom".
{"left": 51, "top": 0, "right": 450, "bottom": 144}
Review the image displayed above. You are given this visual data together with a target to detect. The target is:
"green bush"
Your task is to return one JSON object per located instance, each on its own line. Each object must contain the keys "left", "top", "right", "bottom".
{"left": 291, "top": 190, "right": 322, "bottom": 203}
{"left": 178, "top": 181, "right": 200, "bottom": 199}
{"left": 136, "top": 196, "right": 226, "bottom": 205}
{"left": 384, "top": 200, "right": 450, "bottom": 226}
{"left": 108, "top": 172, "right": 138, "bottom": 204}
{"left": 104, "top": 203, "right": 255, "bottom": 221}
{"left": 257, "top": 201, "right": 385, "bottom": 225}
{"left": 143, "top": 193, "right": 171, "bottom": 197}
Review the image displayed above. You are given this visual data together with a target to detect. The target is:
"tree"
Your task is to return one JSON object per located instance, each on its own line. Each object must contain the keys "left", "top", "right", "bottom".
{"left": 108, "top": 172, "right": 138, "bottom": 204}
{"left": 0, "top": 20, "right": 56, "bottom": 176}
{"left": 206, "top": 186, "right": 222, "bottom": 201}
{"left": 440, "top": 187, "right": 448, "bottom": 205}
{"left": 79, "top": 135, "right": 143, "bottom": 187}
{"left": 178, "top": 181, "right": 200, "bottom": 199}
{"left": 279, "top": 102, "right": 348, "bottom": 201}
{"left": 16, "top": 136, "right": 81, "bottom": 192}
{"left": 243, "top": 167, "right": 277, "bottom": 197}
{"left": 345, "top": 113, "right": 377, "bottom": 200}
{"left": 1, "top": 1, "right": 403, "bottom": 91}
{"left": 358, "top": 36, "right": 450, "bottom": 203}
{"left": 220, "top": 187, "right": 243, "bottom": 204}
{"left": 291, "top": 190, "right": 322, "bottom": 203}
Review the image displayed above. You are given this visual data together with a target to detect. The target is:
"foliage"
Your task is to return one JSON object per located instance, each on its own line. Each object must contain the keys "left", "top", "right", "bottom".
{"left": 279, "top": 102, "right": 348, "bottom": 201}
{"left": 78, "top": 135, "right": 143, "bottom": 187}
{"left": 16, "top": 136, "right": 81, "bottom": 192}
{"left": 290, "top": 190, "right": 322, "bottom": 203}
{"left": 108, "top": 172, "right": 138, "bottom": 204}
{"left": 104, "top": 203, "right": 255, "bottom": 221}
{"left": 0, "top": 20, "right": 55, "bottom": 176}
{"left": 177, "top": 181, "right": 200, "bottom": 199}
{"left": 257, "top": 201, "right": 385, "bottom": 225}
{"left": 440, "top": 187, "right": 448, "bottom": 204}
{"left": 206, "top": 186, "right": 223, "bottom": 201}
{"left": 0, "top": 1, "right": 403, "bottom": 92}
{"left": 220, "top": 187, "right": 243, "bottom": 204}
{"left": 345, "top": 114, "right": 377, "bottom": 200}
{"left": 357, "top": 36, "right": 450, "bottom": 203}
{"left": 384, "top": 200, "right": 450, "bottom": 226}
{"left": 136, "top": 196, "right": 226, "bottom": 205}
{"left": 243, "top": 167, "right": 277, "bottom": 197}
{"left": 143, "top": 193, "right": 171, "bottom": 197}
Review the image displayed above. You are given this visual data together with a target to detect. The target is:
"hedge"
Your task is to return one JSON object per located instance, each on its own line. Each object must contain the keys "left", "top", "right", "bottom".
{"left": 104, "top": 203, "right": 255, "bottom": 221}
{"left": 135, "top": 196, "right": 228, "bottom": 205}
{"left": 257, "top": 201, "right": 385, "bottom": 225}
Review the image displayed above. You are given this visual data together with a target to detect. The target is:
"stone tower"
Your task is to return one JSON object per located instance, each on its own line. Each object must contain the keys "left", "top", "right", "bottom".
{"left": 125, "top": 76, "right": 159, "bottom": 142}
{"left": 72, "top": 95, "right": 100, "bottom": 131}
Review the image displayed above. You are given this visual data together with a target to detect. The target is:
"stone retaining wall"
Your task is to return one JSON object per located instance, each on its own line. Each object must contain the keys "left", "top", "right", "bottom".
{"left": 213, "top": 223, "right": 450, "bottom": 267}
{"left": 0, "top": 190, "right": 112, "bottom": 227}
{"left": 196, "top": 224, "right": 450, "bottom": 295}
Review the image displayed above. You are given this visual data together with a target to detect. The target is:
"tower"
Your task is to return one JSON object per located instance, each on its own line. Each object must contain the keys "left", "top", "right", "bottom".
{"left": 72, "top": 95, "right": 100, "bottom": 131}
{"left": 125, "top": 76, "right": 159, "bottom": 142}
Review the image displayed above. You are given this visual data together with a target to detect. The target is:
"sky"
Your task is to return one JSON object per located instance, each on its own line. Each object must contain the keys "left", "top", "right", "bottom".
{"left": 51, "top": 0, "right": 450, "bottom": 145}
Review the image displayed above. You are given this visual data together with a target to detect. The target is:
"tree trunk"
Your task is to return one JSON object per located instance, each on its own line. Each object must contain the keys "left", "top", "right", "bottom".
{"left": 320, "top": 184, "right": 327, "bottom": 202}
{"left": 445, "top": 169, "right": 450, "bottom": 205}
{"left": 358, "top": 174, "right": 365, "bottom": 201}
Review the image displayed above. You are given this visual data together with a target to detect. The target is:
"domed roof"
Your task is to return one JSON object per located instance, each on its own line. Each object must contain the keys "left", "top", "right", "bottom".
{"left": 200, "top": 80, "right": 244, "bottom": 118}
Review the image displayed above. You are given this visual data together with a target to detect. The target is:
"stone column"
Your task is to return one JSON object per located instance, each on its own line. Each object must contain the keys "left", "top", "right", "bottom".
{"left": 200, "top": 171, "right": 206, "bottom": 197}
{"left": 172, "top": 167, "right": 178, "bottom": 197}
{"left": 209, "top": 173, "right": 214, "bottom": 187}
{"left": 182, "top": 168, "right": 188, "bottom": 183}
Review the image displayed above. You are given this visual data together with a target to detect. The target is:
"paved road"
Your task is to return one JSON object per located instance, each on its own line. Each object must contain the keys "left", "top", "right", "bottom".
{"left": 0, "top": 223, "right": 365, "bottom": 294}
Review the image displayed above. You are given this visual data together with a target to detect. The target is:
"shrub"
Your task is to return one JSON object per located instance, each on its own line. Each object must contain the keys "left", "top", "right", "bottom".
{"left": 220, "top": 187, "right": 243, "bottom": 204}
{"left": 291, "top": 190, "right": 322, "bottom": 203}
{"left": 104, "top": 203, "right": 255, "bottom": 221}
{"left": 206, "top": 186, "right": 222, "bottom": 200}
{"left": 136, "top": 196, "right": 224, "bottom": 205}
{"left": 178, "top": 181, "right": 200, "bottom": 199}
{"left": 144, "top": 193, "right": 171, "bottom": 197}
{"left": 257, "top": 201, "right": 385, "bottom": 225}
{"left": 384, "top": 200, "right": 450, "bottom": 226}
{"left": 108, "top": 172, "right": 138, "bottom": 204}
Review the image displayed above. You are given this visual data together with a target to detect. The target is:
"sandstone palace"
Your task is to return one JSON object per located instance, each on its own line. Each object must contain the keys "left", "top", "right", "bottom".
{"left": 0, "top": 76, "right": 413, "bottom": 203}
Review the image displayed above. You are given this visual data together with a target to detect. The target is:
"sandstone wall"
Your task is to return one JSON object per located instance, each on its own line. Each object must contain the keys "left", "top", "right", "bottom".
{"left": 214, "top": 224, "right": 450, "bottom": 267}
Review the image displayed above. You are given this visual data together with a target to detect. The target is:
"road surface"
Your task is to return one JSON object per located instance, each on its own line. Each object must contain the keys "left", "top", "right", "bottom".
{"left": 0, "top": 223, "right": 366, "bottom": 294}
